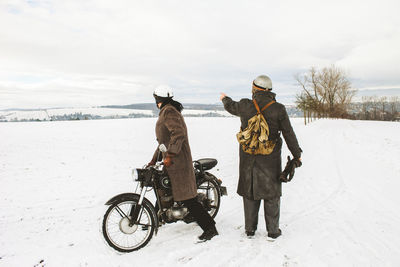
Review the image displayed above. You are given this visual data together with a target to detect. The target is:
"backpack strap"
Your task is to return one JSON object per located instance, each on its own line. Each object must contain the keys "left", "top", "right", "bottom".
{"left": 261, "top": 100, "right": 276, "bottom": 112}
{"left": 252, "top": 99, "right": 261, "bottom": 114}
{"left": 253, "top": 99, "right": 276, "bottom": 114}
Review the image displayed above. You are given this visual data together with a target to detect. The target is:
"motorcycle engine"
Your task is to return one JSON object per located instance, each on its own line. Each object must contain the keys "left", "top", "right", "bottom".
{"left": 157, "top": 175, "right": 189, "bottom": 222}
{"left": 166, "top": 204, "right": 189, "bottom": 221}
{"left": 157, "top": 175, "right": 173, "bottom": 209}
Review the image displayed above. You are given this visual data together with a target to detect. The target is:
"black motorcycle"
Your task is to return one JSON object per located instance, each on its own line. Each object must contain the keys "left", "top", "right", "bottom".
{"left": 102, "top": 145, "right": 227, "bottom": 252}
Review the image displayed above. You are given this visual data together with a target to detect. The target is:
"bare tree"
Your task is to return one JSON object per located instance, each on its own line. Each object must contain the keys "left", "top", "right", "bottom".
{"left": 379, "top": 96, "right": 387, "bottom": 120}
{"left": 370, "top": 96, "right": 380, "bottom": 120}
{"left": 295, "top": 67, "right": 324, "bottom": 117}
{"left": 295, "top": 65, "right": 356, "bottom": 120}
{"left": 389, "top": 96, "right": 399, "bottom": 120}
{"left": 295, "top": 92, "right": 315, "bottom": 125}
{"left": 361, "top": 96, "right": 372, "bottom": 120}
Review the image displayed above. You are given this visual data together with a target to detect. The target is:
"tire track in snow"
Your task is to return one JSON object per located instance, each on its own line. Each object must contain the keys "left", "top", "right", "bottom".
{"left": 286, "top": 120, "right": 346, "bottom": 223}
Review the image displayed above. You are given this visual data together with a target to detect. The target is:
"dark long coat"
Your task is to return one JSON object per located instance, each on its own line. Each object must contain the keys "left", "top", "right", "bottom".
{"left": 152, "top": 104, "right": 197, "bottom": 202}
{"left": 222, "top": 90, "right": 302, "bottom": 200}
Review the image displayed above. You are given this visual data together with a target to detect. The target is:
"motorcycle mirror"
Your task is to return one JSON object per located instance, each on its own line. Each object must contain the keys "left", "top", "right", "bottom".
{"left": 159, "top": 144, "right": 168, "bottom": 153}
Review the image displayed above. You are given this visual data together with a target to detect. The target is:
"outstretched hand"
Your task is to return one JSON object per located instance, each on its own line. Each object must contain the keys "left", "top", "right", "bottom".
{"left": 220, "top": 93, "right": 227, "bottom": 101}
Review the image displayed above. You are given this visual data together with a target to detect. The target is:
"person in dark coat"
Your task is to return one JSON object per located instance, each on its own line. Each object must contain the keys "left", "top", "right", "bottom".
{"left": 149, "top": 85, "right": 219, "bottom": 241}
{"left": 220, "top": 75, "right": 302, "bottom": 239}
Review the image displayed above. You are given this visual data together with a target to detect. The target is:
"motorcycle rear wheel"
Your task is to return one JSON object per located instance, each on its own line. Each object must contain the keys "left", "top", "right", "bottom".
{"left": 102, "top": 198, "right": 155, "bottom": 252}
{"left": 197, "top": 179, "right": 221, "bottom": 218}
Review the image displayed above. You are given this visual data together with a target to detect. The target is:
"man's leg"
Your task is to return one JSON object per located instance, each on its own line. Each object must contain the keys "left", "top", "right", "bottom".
{"left": 263, "top": 197, "right": 281, "bottom": 235}
{"left": 243, "top": 197, "right": 261, "bottom": 232}
{"left": 183, "top": 197, "right": 218, "bottom": 241}
{"left": 183, "top": 197, "right": 215, "bottom": 231}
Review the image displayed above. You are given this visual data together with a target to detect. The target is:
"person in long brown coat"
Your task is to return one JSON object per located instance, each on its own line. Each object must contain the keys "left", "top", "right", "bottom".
{"left": 149, "top": 85, "right": 219, "bottom": 241}
{"left": 220, "top": 75, "right": 302, "bottom": 240}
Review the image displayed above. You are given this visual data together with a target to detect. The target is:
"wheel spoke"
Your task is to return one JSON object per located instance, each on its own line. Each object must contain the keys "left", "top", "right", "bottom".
{"left": 115, "top": 205, "right": 128, "bottom": 218}
{"left": 103, "top": 200, "right": 155, "bottom": 251}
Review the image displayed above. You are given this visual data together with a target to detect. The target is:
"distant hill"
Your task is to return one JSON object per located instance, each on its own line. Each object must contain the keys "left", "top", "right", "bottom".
{"left": 101, "top": 103, "right": 225, "bottom": 111}
{"left": 101, "top": 103, "right": 303, "bottom": 117}
{"left": 0, "top": 103, "right": 303, "bottom": 122}
{"left": 101, "top": 103, "right": 157, "bottom": 111}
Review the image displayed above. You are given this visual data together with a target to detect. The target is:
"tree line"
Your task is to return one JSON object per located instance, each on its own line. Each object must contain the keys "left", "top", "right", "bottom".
{"left": 294, "top": 65, "right": 399, "bottom": 124}
{"left": 352, "top": 96, "right": 400, "bottom": 121}
{"left": 295, "top": 65, "right": 357, "bottom": 125}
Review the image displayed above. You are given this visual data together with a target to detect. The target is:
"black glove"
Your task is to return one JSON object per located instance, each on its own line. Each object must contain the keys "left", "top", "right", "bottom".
{"left": 293, "top": 158, "right": 302, "bottom": 168}
{"left": 279, "top": 156, "right": 301, "bottom": 183}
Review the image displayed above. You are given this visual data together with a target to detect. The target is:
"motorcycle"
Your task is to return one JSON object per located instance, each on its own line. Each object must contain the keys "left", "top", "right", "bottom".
{"left": 102, "top": 144, "right": 227, "bottom": 252}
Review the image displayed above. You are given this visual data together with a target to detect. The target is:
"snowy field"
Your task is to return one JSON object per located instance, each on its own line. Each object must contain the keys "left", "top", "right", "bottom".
{"left": 1, "top": 117, "right": 400, "bottom": 266}
{"left": 0, "top": 108, "right": 231, "bottom": 122}
{"left": 0, "top": 108, "right": 153, "bottom": 121}
{"left": 181, "top": 109, "right": 230, "bottom": 117}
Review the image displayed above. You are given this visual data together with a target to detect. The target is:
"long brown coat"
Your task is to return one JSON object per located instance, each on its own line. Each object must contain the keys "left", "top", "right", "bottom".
{"left": 152, "top": 104, "right": 197, "bottom": 201}
{"left": 223, "top": 90, "right": 302, "bottom": 200}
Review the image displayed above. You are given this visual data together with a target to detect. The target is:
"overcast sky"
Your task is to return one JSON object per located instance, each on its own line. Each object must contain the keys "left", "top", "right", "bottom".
{"left": 1, "top": 0, "right": 400, "bottom": 109}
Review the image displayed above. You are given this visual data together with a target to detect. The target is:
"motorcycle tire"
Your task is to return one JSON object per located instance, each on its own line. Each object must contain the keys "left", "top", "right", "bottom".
{"left": 102, "top": 197, "right": 156, "bottom": 252}
{"left": 197, "top": 179, "right": 221, "bottom": 219}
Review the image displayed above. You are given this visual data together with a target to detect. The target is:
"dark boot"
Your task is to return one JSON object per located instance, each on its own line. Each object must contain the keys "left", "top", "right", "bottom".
{"left": 246, "top": 230, "right": 255, "bottom": 237}
{"left": 198, "top": 226, "right": 219, "bottom": 241}
{"left": 267, "top": 229, "right": 282, "bottom": 239}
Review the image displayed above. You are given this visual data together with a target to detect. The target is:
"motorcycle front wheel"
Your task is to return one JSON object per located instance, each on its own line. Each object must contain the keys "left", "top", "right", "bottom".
{"left": 102, "top": 198, "right": 156, "bottom": 252}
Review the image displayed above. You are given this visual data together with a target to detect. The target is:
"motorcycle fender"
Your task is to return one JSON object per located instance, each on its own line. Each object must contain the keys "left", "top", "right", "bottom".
{"left": 104, "top": 193, "right": 159, "bottom": 235}
{"left": 104, "top": 193, "right": 140, "bottom": 205}
{"left": 203, "top": 173, "right": 228, "bottom": 196}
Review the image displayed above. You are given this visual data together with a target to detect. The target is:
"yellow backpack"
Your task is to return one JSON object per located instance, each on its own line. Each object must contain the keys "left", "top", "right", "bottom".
{"left": 236, "top": 99, "right": 276, "bottom": 155}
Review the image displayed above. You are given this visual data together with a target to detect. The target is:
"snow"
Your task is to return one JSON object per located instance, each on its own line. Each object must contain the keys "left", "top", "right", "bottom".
{"left": 181, "top": 109, "right": 231, "bottom": 116}
{"left": 1, "top": 118, "right": 400, "bottom": 266}
{"left": 0, "top": 108, "right": 153, "bottom": 121}
{"left": 0, "top": 108, "right": 233, "bottom": 122}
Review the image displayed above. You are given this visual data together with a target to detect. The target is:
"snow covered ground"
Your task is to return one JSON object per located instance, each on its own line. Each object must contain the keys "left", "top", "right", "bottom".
{"left": 0, "top": 108, "right": 153, "bottom": 121}
{"left": 181, "top": 109, "right": 231, "bottom": 117}
{"left": 0, "top": 118, "right": 399, "bottom": 266}
{"left": 0, "top": 107, "right": 231, "bottom": 122}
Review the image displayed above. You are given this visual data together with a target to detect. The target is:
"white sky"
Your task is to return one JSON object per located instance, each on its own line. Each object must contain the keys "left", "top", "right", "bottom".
{"left": 1, "top": 0, "right": 400, "bottom": 109}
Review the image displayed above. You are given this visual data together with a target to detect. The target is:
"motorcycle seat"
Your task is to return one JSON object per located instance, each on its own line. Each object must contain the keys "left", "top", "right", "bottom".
{"left": 194, "top": 158, "right": 218, "bottom": 171}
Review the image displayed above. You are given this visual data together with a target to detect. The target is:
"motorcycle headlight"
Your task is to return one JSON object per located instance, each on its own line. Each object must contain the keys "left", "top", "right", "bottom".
{"left": 131, "top": 169, "right": 139, "bottom": 181}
